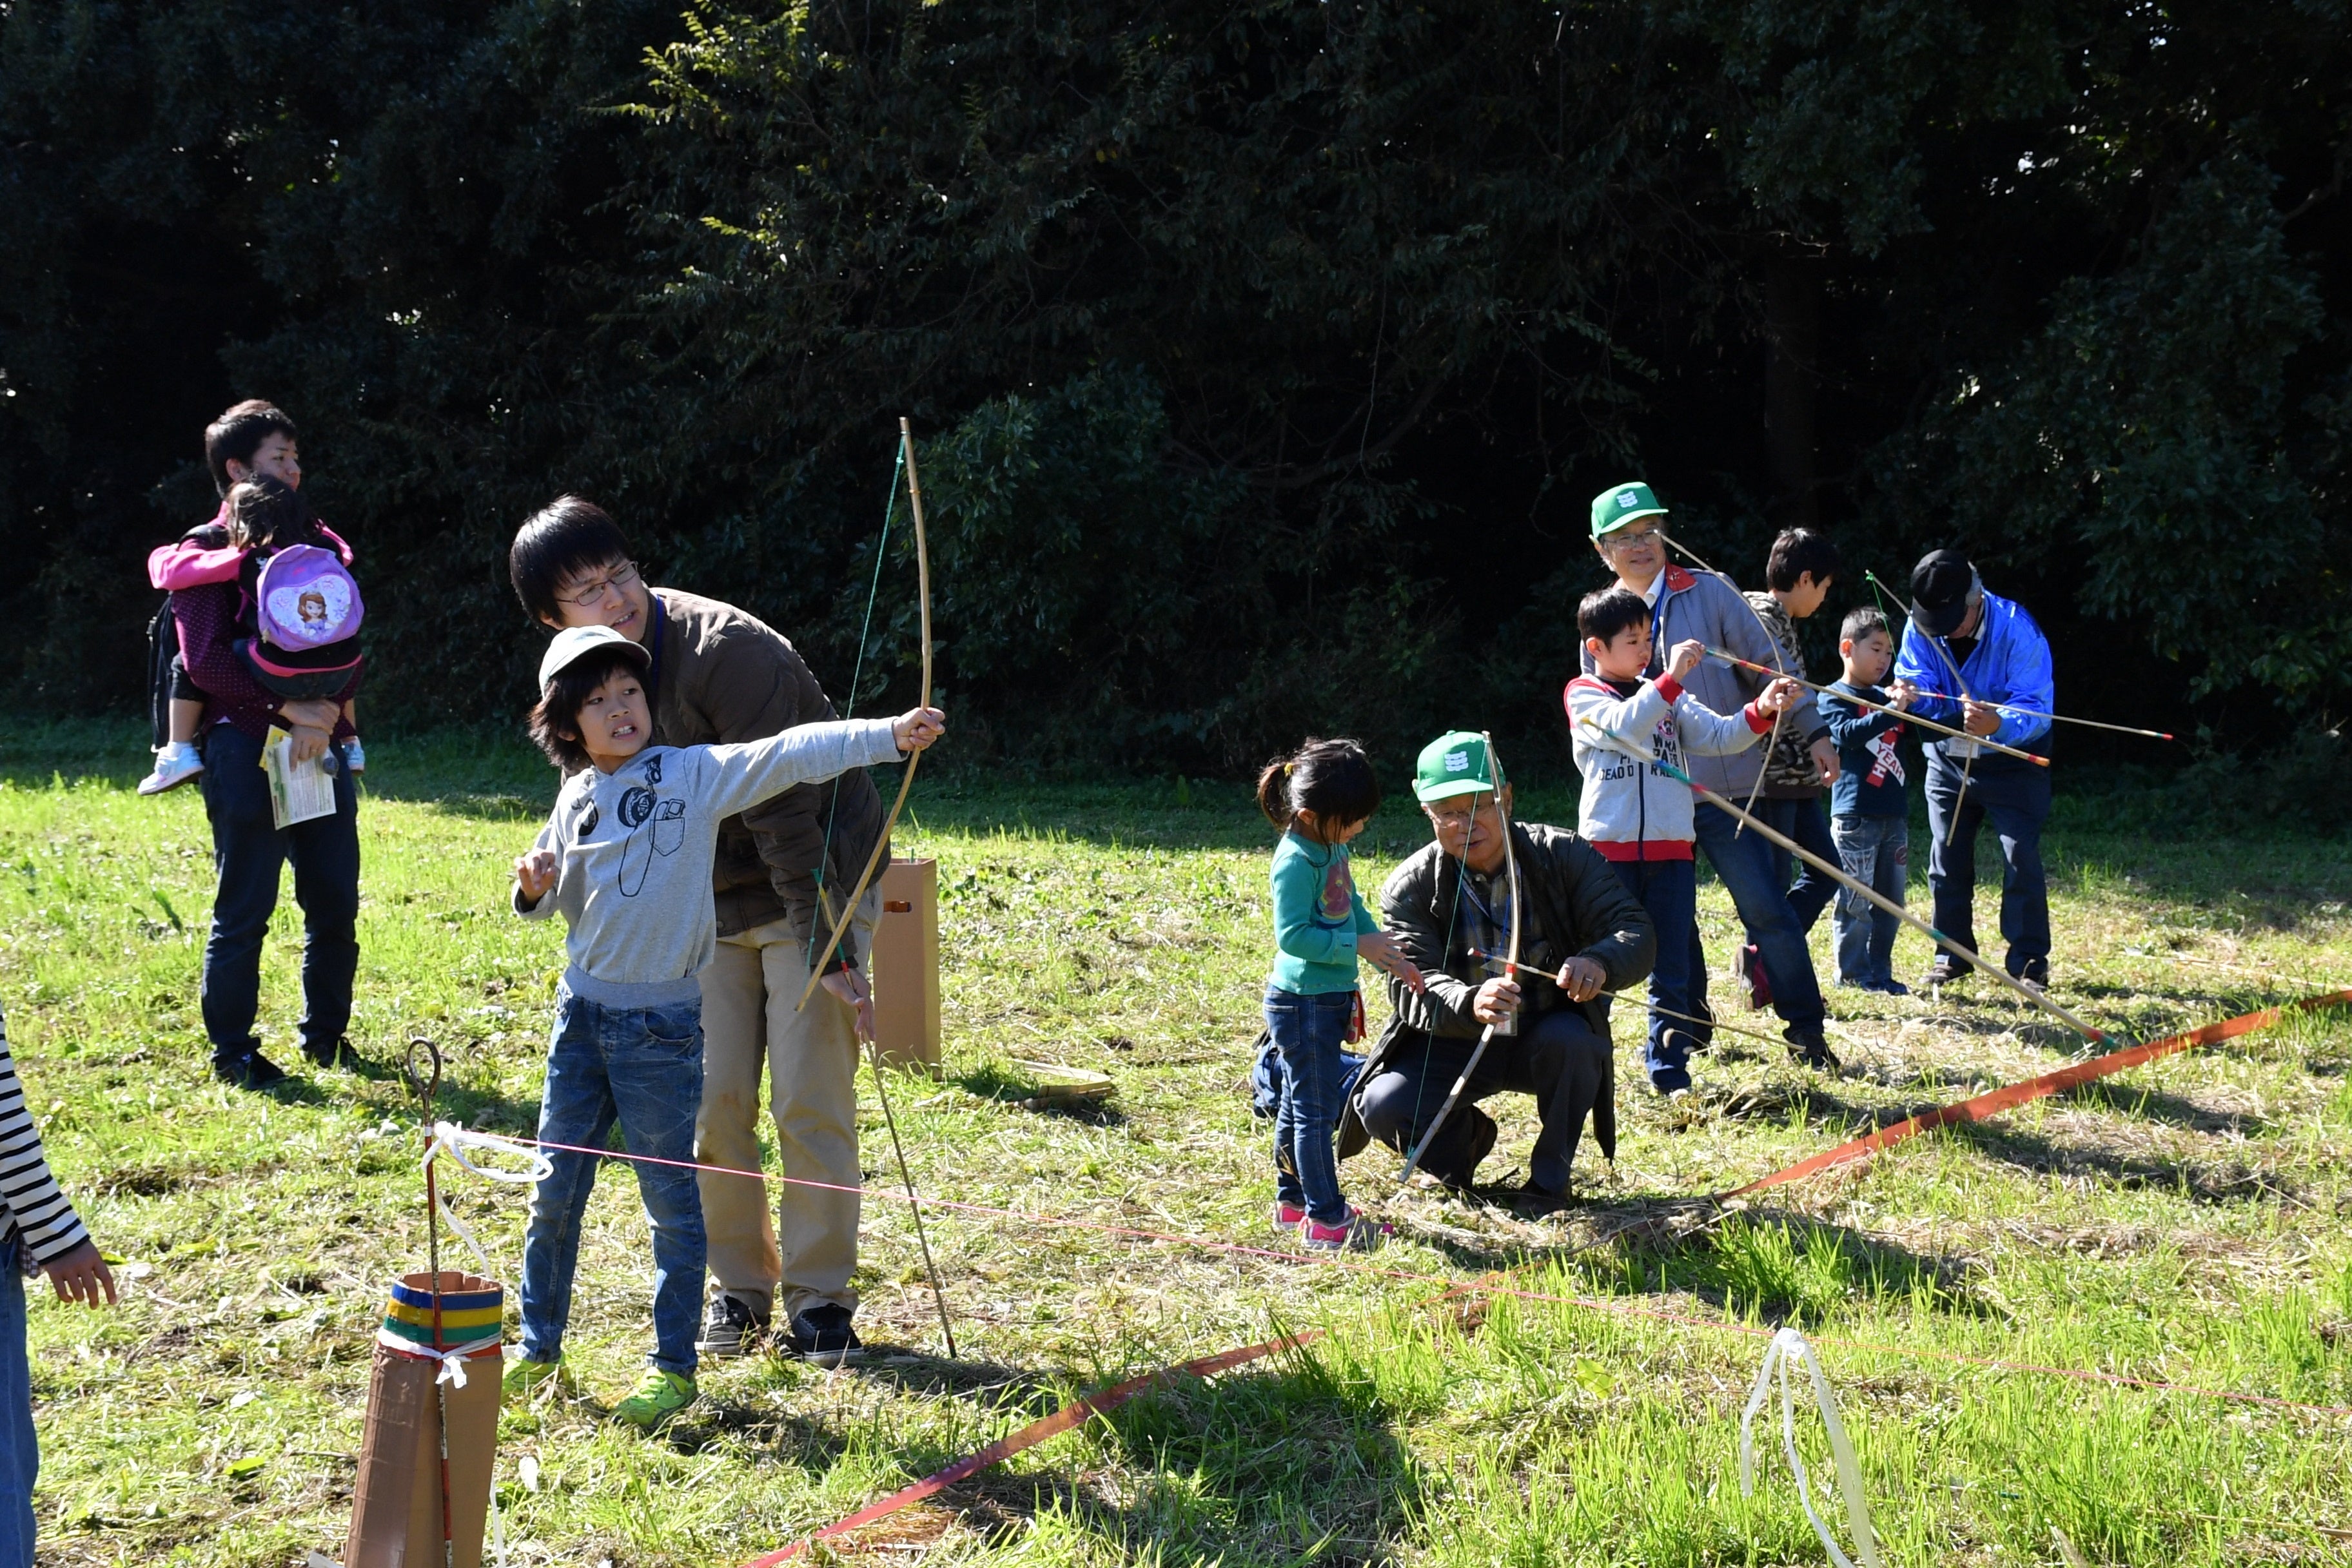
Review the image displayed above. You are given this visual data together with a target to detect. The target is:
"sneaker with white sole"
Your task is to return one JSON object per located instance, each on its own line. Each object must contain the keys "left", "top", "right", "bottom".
{"left": 696, "top": 1292, "right": 770, "bottom": 1359}
{"left": 1300, "top": 1208, "right": 1389, "bottom": 1252}
{"left": 786, "top": 1303, "right": 865, "bottom": 1366}
{"left": 137, "top": 743, "right": 204, "bottom": 796}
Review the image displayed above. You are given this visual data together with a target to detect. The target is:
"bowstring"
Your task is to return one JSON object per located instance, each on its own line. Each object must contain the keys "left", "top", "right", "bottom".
{"left": 804, "top": 444, "right": 906, "bottom": 978}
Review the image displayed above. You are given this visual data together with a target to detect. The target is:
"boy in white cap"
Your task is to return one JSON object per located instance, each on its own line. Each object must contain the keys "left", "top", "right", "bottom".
{"left": 502, "top": 625, "right": 943, "bottom": 1427}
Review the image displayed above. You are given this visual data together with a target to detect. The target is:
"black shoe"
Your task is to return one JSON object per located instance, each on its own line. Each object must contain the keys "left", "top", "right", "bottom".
{"left": 212, "top": 1050, "right": 287, "bottom": 1090}
{"left": 302, "top": 1035, "right": 360, "bottom": 1070}
{"left": 1784, "top": 1027, "right": 1840, "bottom": 1072}
{"left": 1513, "top": 1182, "right": 1571, "bottom": 1217}
{"left": 2015, "top": 957, "right": 2050, "bottom": 988}
{"left": 1924, "top": 954, "right": 1968, "bottom": 987}
{"left": 787, "top": 1303, "right": 865, "bottom": 1367}
{"left": 1425, "top": 1107, "right": 1499, "bottom": 1191}
{"left": 696, "top": 1293, "right": 770, "bottom": 1359}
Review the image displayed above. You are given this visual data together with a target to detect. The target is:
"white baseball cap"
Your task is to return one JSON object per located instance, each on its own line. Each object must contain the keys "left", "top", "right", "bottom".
{"left": 537, "top": 623, "right": 651, "bottom": 691}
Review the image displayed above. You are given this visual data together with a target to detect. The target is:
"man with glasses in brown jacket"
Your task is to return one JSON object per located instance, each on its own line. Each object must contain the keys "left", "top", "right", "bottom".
{"left": 509, "top": 497, "right": 886, "bottom": 1366}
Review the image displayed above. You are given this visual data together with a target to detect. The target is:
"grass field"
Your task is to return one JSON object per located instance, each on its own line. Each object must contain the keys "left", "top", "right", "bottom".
{"left": 3, "top": 720, "right": 2350, "bottom": 1567}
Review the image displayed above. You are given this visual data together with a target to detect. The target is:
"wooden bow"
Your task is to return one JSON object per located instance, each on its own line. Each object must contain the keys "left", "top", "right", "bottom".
{"left": 795, "top": 417, "right": 934, "bottom": 1012}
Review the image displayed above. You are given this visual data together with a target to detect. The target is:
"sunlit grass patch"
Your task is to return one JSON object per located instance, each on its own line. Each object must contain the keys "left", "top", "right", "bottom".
{"left": 1, "top": 723, "right": 2349, "bottom": 1564}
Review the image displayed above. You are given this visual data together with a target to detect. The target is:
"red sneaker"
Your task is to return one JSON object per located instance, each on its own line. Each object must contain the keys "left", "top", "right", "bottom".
{"left": 1740, "top": 943, "right": 1774, "bottom": 1010}
{"left": 1271, "top": 1202, "right": 1307, "bottom": 1230}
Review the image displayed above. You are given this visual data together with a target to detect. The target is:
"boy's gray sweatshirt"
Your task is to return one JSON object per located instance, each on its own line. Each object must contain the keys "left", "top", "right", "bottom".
{"left": 1563, "top": 671, "right": 1769, "bottom": 855}
{"left": 1576, "top": 565, "right": 1821, "bottom": 796}
{"left": 516, "top": 720, "right": 905, "bottom": 1008}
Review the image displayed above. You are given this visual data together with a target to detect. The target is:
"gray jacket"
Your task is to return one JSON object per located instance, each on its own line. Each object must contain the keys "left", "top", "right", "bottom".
{"left": 518, "top": 720, "right": 905, "bottom": 1008}
{"left": 1579, "top": 566, "right": 1821, "bottom": 796}
{"left": 1337, "top": 823, "right": 1654, "bottom": 1161}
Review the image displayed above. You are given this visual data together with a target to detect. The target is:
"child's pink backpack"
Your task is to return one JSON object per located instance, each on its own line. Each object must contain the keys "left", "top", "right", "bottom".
{"left": 235, "top": 543, "right": 366, "bottom": 700}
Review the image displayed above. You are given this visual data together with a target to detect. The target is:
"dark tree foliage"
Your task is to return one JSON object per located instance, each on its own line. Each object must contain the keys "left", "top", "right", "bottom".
{"left": 3, "top": 0, "right": 2346, "bottom": 776}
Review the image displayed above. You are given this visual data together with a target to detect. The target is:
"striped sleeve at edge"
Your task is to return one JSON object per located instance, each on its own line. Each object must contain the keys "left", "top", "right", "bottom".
{"left": 0, "top": 1016, "right": 90, "bottom": 1266}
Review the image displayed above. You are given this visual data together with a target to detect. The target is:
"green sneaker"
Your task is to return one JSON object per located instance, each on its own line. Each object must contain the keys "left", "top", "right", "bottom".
{"left": 611, "top": 1367, "right": 696, "bottom": 1429}
{"left": 501, "top": 1356, "right": 574, "bottom": 1400}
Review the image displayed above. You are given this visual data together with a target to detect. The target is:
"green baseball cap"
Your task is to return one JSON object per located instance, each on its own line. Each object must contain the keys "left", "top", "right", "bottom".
{"left": 1590, "top": 480, "right": 1668, "bottom": 539}
{"left": 1413, "top": 730, "right": 1500, "bottom": 803}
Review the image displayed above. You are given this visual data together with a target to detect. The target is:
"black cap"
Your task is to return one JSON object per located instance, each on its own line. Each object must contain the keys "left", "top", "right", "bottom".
{"left": 1910, "top": 549, "right": 1979, "bottom": 637}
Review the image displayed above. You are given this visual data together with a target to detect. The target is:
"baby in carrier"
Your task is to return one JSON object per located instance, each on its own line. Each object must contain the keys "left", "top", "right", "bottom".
{"left": 141, "top": 479, "right": 365, "bottom": 793}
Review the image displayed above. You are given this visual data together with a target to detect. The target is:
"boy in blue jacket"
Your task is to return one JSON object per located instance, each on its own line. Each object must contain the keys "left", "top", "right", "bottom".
{"left": 1819, "top": 609, "right": 1918, "bottom": 992}
{"left": 1890, "top": 550, "right": 2056, "bottom": 988}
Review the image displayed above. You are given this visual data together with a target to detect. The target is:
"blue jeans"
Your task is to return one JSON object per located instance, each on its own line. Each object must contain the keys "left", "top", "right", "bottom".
{"left": 0, "top": 1239, "right": 32, "bottom": 1567}
{"left": 1830, "top": 816, "right": 1908, "bottom": 986}
{"left": 197, "top": 725, "right": 360, "bottom": 1061}
{"left": 1925, "top": 750, "right": 2051, "bottom": 974}
{"left": 1609, "top": 859, "right": 1701, "bottom": 1088}
{"left": 1355, "top": 1008, "right": 1611, "bottom": 1191}
{"left": 519, "top": 988, "right": 708, "bottom": 1377}
{"left": 1759, "top": 796, "right": 1838, "bottom": 933}
{"left": 1692, "top": 801, "right": 1826, "bottom": 1030}
{"left": 1264, "top": 987, "right": 1355, "bottom": 1225}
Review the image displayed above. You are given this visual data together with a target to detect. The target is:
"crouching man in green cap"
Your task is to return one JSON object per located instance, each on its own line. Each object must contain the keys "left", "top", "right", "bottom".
{"left": 1337, "top": 733, "right": 1655, "bottom": 1203}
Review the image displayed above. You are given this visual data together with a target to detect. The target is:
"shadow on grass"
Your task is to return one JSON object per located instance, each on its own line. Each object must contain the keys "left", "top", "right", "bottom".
{"left": 1947, "top": 1119, "right": 2304, "bottom": 1205}
{"left": 1621, "top": 1206, "right": 1993, "bottom": 1325}
{"left": 2057, "top": 1078, "right": 2266, "bottom": 1135}
{"left": 938, "top": 1338, "right": 1418, "bottom": 1566}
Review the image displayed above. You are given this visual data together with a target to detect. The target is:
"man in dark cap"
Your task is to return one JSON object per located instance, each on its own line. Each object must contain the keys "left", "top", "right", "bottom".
{"left": 1891, "top": 551, "right": 2057, "bottom": 987}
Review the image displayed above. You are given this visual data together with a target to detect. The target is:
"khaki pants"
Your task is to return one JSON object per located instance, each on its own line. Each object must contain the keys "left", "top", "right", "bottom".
{"left": 694, "top": 897, "right": 874, "bottom": 1322}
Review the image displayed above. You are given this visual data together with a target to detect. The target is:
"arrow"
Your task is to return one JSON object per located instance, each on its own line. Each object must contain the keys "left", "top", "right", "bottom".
{"left": 1701, "top": 647, "right": 2050, "bottom": 767}
{"left": 1577, "top": 720, "right": 2110, "bottom": 1044}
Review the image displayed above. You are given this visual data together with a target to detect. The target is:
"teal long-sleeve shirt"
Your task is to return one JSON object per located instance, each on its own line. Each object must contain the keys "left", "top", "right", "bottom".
{"left": 1268, "top": 829, "right": 1379, "bottom": 995}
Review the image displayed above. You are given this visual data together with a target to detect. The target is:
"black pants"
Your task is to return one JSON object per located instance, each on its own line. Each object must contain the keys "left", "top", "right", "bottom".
{"left": 198, "top": 725, "right": 361, "bottom": 1061}
{"left": 1355, "top": 1009, "right": 1611, "bottom": 1194}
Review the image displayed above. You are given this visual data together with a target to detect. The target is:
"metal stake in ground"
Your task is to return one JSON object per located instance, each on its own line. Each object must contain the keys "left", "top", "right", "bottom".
{"left": 403, "top": 1038, "right": 456, "bottom": 1568}
{"left": 1578, "top": 721, "right": 2109, "bottom": 1044}
{"left": 1397, "top": 736, "right": 1521, "bottom": 1192}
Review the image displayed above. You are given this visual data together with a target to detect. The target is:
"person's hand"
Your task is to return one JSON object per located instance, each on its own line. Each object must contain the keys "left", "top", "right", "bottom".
{"left": 1358, "top": 931, "right": 1426, "bottom": 995}
{"left": 1810, "top": 736, "right": 1841, "bottom": 785}
{"left": 281, "top": 698, "right": 340, "bottom": 730}
{"left": 893, "top": 707, "right": 946, "bottom": 754}
{"left": 514, "top": 848, "right": 559, "bottom": 904}
{"left": 1962, "top": 698, "right": 2001, "bottom": 737}
{"left": 287, "top": 724, "right": 331, "bottom": 765}
{"left": 43, "top": 1241, "right": 115, "bottom": 1309}
{"left": 1886, "top": 680, "right": 1917, "bottom": 712}
{"left": 1551, "top": 956, "right": 1607, "bottom": 1003}
{"left": 1472, "top": 975, "right": 1522, "bottom": 1026}
{"left": 1756, "top": 677, "right": 1804, "bottom": 716}
{"left": 1665, "top": 640, "right": 1705, "bottom": 681}
{"left": 819, "top": 967, "right": 877, "bottom": 1041}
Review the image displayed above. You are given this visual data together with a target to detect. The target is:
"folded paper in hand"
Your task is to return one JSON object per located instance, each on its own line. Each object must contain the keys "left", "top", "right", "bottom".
{"left": 263, "top": 727, "right": 338, "bottom": 830}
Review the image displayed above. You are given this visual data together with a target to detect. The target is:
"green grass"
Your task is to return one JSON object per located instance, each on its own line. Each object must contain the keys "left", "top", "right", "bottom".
{"left": 5, "top": 719, "right": 2351, "bottom": 1566}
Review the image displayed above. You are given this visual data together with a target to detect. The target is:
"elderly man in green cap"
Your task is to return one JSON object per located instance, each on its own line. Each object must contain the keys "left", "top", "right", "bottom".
{"left": 1337, "top": 732, "right": 1655, "bottom": 1202}
{"left": 1580, "top": 481, "right": 1841, "bottom": 1070}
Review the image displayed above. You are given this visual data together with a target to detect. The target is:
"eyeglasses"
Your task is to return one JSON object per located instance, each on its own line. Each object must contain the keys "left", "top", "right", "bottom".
{"left": 1426, "top": 797, "right": 1497, "bottom": 828}
{"left": 1600, "top": 527, "right": 1667, "bottom": 553}
{"left": 559, "top": 562, "right": 640, "bottom": 609}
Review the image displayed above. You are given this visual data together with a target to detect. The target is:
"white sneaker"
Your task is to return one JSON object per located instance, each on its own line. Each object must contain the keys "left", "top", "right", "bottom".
{"left": 137, "top": 743, "right": 204, "bottom": 796}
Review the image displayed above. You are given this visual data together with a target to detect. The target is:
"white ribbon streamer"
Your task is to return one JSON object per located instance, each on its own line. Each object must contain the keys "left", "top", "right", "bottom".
{"left": 418, "top": 1121, "right": 554, "bottom": 1277}
{"left": 374, "top": 1327, "right": 500, "bottom": 1387}
{"left": 1740, "top": 1326, "right": 1883, "bottom": 1568}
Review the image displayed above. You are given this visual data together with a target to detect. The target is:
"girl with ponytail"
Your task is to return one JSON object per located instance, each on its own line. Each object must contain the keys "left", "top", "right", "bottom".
{"left": 1257, "top": 738, "right": 1423, "bottom": 1251}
